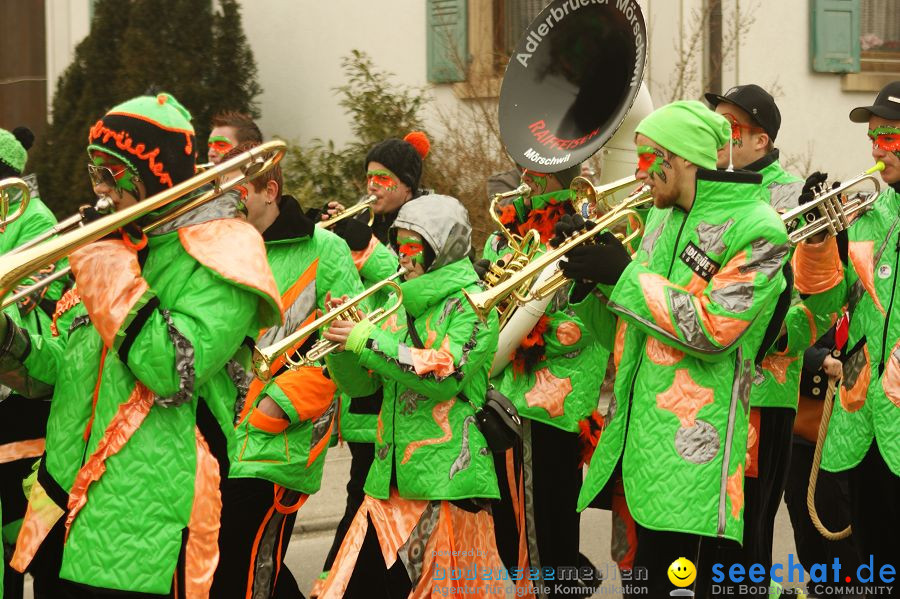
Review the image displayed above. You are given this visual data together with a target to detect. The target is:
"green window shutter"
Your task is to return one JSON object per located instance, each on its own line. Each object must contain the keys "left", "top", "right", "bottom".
{"left": 810, "top": 0, "right": 861, "bottom": 73}
{"left": 427, "top": 0, "right": 468, "bottom": 83}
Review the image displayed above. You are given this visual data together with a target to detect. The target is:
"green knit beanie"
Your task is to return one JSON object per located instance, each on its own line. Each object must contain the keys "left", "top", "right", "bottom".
{"left": 635, "top": 101, "right": 731, "bottom": 170}
{"left": 0, "top": 128, "right": 27, "bottom": 174}
{"left": 87, "top": 92, "right": 196, "bottom": 197}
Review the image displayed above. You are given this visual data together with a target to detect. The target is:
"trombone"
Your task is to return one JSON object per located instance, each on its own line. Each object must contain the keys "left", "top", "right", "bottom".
{"left": 0, "top": 178, "right": 33, "bottom": 231}
{"left": 465, "top": 185, "right": 650, "bottom": 321}
{"left": 781, "top": 162, "right": 885, "bottom": 244}
{"left": 318, "top": 195, "right": 377, "bottom": 229}
{"left": 251, "top": 270, "right": 405, "bottom": 381}
{"left": 0, "top": 140, "right": 287, "bottom": 310}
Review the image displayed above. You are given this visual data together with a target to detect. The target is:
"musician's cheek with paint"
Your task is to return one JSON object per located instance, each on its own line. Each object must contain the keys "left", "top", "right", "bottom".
{"left": 395, "top": 230, "right": 427, "bottom": 280}
{"left": 635, "top": 140, "right": 676, "bottom": 209}
{"left": 869, "top": 120, "right": 900, "bottom": 184}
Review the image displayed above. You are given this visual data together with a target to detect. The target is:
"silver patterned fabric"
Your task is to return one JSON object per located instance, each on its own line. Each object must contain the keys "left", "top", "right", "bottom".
{"left": 150, "top": 189, "right": 245, "bottom": 236}
{"left": 155, "top": 310, "right": 195, "bottom": 407}
{"left": 398, "top": 501, "right": 441, "bottom": 585}
{"left": 695, "top": 219, "right": 734, "bottom": 255}
{"left": 448, "top": 415, "right": 477, "bottom": 479}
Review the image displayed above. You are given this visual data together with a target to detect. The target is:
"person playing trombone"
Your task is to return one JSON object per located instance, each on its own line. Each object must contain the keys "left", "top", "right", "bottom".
{"left": 559, "top": 101, "right": 790, "bottom": 596}
{"left": 316, "top": 194, "right": 504, "bottom": 598}
{"left": 791, "top": 80, "right": 900, "bottom": 590}
{"left": 0, "top": 92, "right": 283, "bottom": 597}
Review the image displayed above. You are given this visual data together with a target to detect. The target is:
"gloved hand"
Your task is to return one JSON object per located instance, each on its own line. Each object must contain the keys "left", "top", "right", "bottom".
{"left": 332, "top": 216, "right": 373, "bottom": 252}
{"left": 473, "top": 259, "right": 492, "bottom": 281}
{"left": 560, "top": 231, "right": 631, "bottom": 286}
{"left": 551, "top": 214, "right": 592, "bottom": 248}
{"left": 799, "top": 171, "right": 829, "bottom": 205}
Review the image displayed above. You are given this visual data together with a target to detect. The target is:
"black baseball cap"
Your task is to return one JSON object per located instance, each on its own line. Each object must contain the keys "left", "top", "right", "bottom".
{"left": 849, "top": 80, "right": 900, "bottom": 123}
{"left": 705, "top": 84, "right": 781, "bottom": 141}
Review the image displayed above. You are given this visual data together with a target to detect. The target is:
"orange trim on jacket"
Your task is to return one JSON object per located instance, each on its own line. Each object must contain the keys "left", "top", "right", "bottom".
{"left": 793, "top": 237, "right": 844, "bottom": 295}
{"left": 184, "top": 429, "right": 222, "bottom": 599}
{"left": 351, "top": 235, "right": 379, "bottom": 271}
{"left": 0, "top": 438, "right": 45, "bottom": 464}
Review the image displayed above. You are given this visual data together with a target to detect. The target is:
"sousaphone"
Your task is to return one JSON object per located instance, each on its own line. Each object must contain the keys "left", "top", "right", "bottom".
{"left": 498, "top": 0, "right": 648, "bottom": 172}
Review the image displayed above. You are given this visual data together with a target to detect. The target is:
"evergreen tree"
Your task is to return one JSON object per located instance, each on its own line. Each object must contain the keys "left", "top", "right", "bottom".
{"left": 33, "top": 0, "right": 260, "bottom": 214}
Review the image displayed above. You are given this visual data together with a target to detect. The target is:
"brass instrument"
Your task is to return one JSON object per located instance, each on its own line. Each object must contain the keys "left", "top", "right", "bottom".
{"left": 466, "top": 186, "right": 649, "bottom": 321}
{"left": 318, "top": 195, "right": 376, "bottom": 229}
{"left": 195, "top": 161, "right": 215, "bottom": 172}
{"left": 570, "top": 174, "right": 653, "bottom": 221}
{"left": 0, "top": 178, "right": 32, "bottom": 230}
{"left": 251, "top": 270, "right": 405, "bottom": 382}
{"left": 0, "top": 140, "right": 287, "bottom": 310}
{"left": 782, "top": 161, "right": 885, "bottom": 244}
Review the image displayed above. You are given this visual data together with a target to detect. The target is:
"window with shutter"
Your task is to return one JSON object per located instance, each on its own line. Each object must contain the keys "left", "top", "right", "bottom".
{"left": 427, "top": 0, "right": 468, "bottom": 83}
{"left": 810, "top": 0, "right": 861, "bottom": 73}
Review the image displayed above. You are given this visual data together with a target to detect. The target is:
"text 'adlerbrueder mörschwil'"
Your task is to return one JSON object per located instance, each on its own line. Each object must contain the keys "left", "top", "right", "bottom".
{"left": 515, "top": 0, "right": 645, "bottom": 89}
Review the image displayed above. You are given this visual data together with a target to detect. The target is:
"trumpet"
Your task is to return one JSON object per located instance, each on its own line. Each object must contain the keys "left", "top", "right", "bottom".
{"left": 466, "top": 186, "right": 649, "bottom": 321}
{"left": 782, "top": 161, "right": 885, "bottom": 244}
{"left": 0, "top": 178, "right": 33, "bottom": 230}
{"left": 0, "top": 140, "right": 286, "bottom": 310}
{"left": 570, "top": 174, "right": 653, "bottom": 220}
{"left": 318, "top": 195, "right": 376, "bottom": 229}
{"left": 251, "top": 270, "right": 405, "bottom": 381}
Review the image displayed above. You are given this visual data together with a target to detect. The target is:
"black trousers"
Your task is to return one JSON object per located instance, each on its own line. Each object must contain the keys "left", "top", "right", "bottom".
{"left": 846, "top": 443, "right": 900, "bottom": 594}
{"left": 342, "top": 516, "right": 412, "bottom": 599}
{"left": 210, "top": 476, "right": 304, "bottom": 599}
{"left": 321, "top": 441, "right": 374, "bottom": 573}
{"left": 708, "top": 406, "right": 795, "bottom": 595}
{"left": 492, "top": 419, "right": 584, "bottom": 598}
{"left": 783, "top": 437, "right": 862, "bottom": 598}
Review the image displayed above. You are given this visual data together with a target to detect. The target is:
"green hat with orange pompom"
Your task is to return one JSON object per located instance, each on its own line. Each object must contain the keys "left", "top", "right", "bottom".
{"left": 87, "top": 92, "right": 196, "bottom": 197}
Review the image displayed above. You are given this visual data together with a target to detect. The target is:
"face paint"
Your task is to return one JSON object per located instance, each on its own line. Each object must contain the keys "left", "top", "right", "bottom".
{"left": 523, "top": 170, "right": 549, "bottom": 194}
{"left": 396, "top": 236, "right": 425, "bottom": 265}
{"left": 637, "top": 145, "right": 669, "bottom": 183}
{"left": 366, "top": 169, "right": 399, "bottom": 191}
{"left": 208, "top": 135, "right": 235, "bottom": 156}
{"left": 89, "top": 155, "right": 137, "bottom": 192}
{"left": 869, "top": 125, "right": 900, "bottom": 157}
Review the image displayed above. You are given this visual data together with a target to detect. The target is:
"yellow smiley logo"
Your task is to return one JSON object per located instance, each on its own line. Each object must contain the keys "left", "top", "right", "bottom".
{"left": 668, "top": 557, "right": 697, "bottom": 587}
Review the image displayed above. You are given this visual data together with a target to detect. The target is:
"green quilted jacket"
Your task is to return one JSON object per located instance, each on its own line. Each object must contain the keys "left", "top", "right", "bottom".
{"left": 793, "top": 185, "right": 900, "bottom": 476}
{"left": 231, "top": 198, "right": 364, "bottom": 492}
{"left": 573, "top": 169, "right": 789, "bottom": 542}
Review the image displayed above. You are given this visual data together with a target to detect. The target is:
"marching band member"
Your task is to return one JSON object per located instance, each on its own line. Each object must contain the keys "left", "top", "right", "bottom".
{"left": 207, "top": 111, "right": 262, "bottom": 165}
{"left": 561, "top": 101, "right": 789, "bottom": 596}
{"left": 318, "top": 194, "right": 503, "bottom": 598}
{"left": 792, "top": 80, "right": 900, "bottom": 589}
{"left": 0, "top": 125, "right": 68, "bottom": 598}
{"left": 314, "top": 132, "right": 430, "bottom": 596}
{"left": 0, "top": 92, "right": 282, "bottom": 597}
{"left": 704, "top": 84, "right": 831, "bottom": 594}
{"left": 481, "top": 163, "right": 607, "bottom": 597}
{"left": 210, "top": 141, "right": 363, "bottom": 598}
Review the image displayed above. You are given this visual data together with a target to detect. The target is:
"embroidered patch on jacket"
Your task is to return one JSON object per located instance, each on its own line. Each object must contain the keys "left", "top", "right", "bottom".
{"left": 680, "top": 241, "right": 721, "bottom": 281}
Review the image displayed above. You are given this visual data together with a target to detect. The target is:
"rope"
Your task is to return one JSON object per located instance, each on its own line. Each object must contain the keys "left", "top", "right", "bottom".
{"left": 805, "top": 376, "right": 852, "bottom": 540}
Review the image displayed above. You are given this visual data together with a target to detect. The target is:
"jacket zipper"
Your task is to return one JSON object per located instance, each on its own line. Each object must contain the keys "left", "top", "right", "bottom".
{"left": 879, "top": 231, "right": 900, "bottom": 376}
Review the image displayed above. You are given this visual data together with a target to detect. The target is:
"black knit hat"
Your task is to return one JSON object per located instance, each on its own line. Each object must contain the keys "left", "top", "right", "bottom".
{"left": 365, "top": 131, "right": 430, "bottom": 191}
{"left": 87, "top": 93, "right": 196, "bottom": 197}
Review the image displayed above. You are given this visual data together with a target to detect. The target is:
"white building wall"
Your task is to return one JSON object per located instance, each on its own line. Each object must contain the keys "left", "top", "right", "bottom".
{"left": 43, "top": 0, "right": 890, "bottom": 182}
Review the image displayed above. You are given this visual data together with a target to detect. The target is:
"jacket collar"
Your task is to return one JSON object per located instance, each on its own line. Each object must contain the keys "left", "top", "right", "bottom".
{"left": 400, "top": 259, "right": 476, "bottom": 318}
{"left": 263, "top": 195, "right": 315, "bottom": 243}
{"left": 744, "top": 149, "right": 780, "bottom": 173}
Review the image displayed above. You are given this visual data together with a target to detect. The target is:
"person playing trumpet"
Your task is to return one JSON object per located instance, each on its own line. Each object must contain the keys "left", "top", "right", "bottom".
{"left": 0, "top": 92, "right": 283, "bottom": 597}
{"left": 316, "top": 194, "right": 504, "bottom": 598}
{"left": 560, "top": 101, "right": 790, "bottom": 596}
{"left": 210, "top": 141, "right": 364, "bottom": 598}
{"left": 480, "top": 163, "right": 608, "bottom": 597}
{"left": 792, "top": 80, "right": 900, "bottom": 589}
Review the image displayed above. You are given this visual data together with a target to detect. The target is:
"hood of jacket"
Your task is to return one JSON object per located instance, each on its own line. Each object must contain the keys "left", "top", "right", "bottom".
{"left": 391, "top": 194, "right": 471, "bottom": 272}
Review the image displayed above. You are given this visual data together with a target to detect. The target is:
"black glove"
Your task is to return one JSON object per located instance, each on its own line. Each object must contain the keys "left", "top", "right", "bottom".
{"left": 551, "top": 214, "right": 591, "bottom": 248}
{"left": 560, "top": 231, "right": 631, "bottom": 286}
{"left": 331, "top": 216, "right": 373, "bottom": 252}
{"left": 799, "top": 171, "right": 829, "bottom": 205}
{"left": 473, "top": 259, "right": 492, "bottom": 281}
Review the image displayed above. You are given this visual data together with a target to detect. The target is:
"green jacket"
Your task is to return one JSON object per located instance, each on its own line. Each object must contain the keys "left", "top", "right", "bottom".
{"left": 231, "top": 199, "right": 364, "bottom": 492}
{"left": 574, "top": 169, "right": 789, "bottom": 542}
{"left": 339, "top": 231, "right": 399, "bottom": 443}
{"left": 326, "top": 196, "right": 500, "bottom": 501}
{"left": 793, "top": 185, "right": 900, "bottom": 475}
{"left": 0, "top": 201, "right": 281, "bottom": 593}
{"left": 746, "top": 151, "right": 826, "bottom": 410}
{"left": 482, "top": 232, "right": 608, "bottom": 432}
